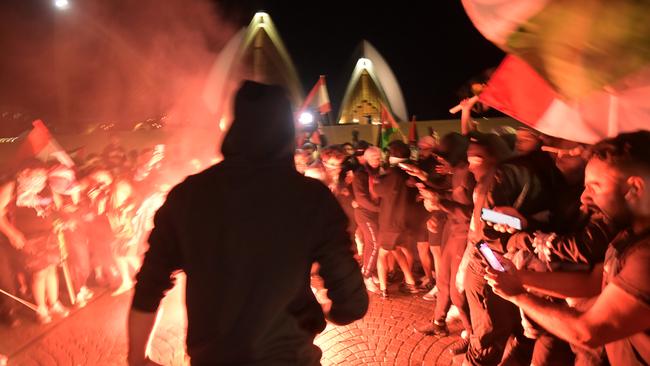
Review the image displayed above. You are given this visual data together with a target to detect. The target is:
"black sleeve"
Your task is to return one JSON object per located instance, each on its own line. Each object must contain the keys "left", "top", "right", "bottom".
{"left": 373, "top": 171, "right": 395, "bottom": 198}
{"left": 131, "top": 186, "right": 184, "bottom": 312}
{"left": 351, "top": 172, "right": 379, "bottom": 213}
{"left": 439, "top": 169, "right": 474, "bottom": 220}
{"left": 424, "top": 173, "right": 451, "bottom": 191}
{"left": 488, "top": 165, "right": 520, "bottom": 208}
{"left": 312, "top": 188, "right": 368, "bottom": 325}
{"left": 438, "top": 199, "right": 472, "bottom": 221}
{"left": 545, "top": 217, "right": 615, "bottom": 265}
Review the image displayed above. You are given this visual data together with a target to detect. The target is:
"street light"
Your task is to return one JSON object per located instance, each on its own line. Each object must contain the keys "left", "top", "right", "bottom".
{"left": 299, "top": 112, "right": 314, "bottom": 126}
{"left": 54, "top": 0, "right": 70, "bottom": 10}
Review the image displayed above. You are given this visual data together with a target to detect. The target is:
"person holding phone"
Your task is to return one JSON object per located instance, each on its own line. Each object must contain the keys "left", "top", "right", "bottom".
{"left": 460, "top": 130, "right": 568, "bottom": 365}
{"left": 486, "top": 131, "right": 650, "bottom": 366}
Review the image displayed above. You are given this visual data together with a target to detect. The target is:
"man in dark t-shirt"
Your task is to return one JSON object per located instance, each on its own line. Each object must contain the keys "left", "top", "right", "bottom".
{"left": 485, "top": 131, "right": 650, "bottom": 366}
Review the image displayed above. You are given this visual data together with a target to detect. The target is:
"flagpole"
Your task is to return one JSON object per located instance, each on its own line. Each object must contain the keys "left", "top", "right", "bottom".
{"left": 56, "top": 223, "right": 77, "bottom": 306}
{"left": 0, "top": 288, "right": 39, "bottom": 312}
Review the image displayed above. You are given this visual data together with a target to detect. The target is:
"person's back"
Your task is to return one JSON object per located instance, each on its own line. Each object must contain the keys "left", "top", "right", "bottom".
{"left": 376, "top": 165, "right": 416, "bottom": 234}
{"left": 130, "top": 81, "right": 368, "bottom": 366}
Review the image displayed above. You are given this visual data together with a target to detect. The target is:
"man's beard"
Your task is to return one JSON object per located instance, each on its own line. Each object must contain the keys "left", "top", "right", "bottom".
{"left": 586, "top": 197, "right": 634, "bottom": 230}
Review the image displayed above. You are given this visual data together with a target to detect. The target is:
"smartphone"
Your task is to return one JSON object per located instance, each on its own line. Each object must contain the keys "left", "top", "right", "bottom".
{"left": 481, "top": 208, "right": 522, "bottom": 230}
{"left": 476, "top": 241, "right": 505, "bottom": 272}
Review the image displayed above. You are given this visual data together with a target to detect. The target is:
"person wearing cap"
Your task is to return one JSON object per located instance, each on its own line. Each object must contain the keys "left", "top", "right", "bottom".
{"left": 128, "top": 81, "right": 368, "bottom": 366}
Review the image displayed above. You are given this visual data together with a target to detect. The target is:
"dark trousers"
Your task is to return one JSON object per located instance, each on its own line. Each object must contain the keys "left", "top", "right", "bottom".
{"left": 464, "top": 250, "right": 521, "bottom": 366}
{"left": 531, "top": 333, "right": 575, "bottom": 366}
{"left": 434, "top": 229, "right": 471, "bottom": 332}
{"left": 356, "top": 215, "right": 379, "bottom": 277}
{"left": 500, "top": 333, "right": 575, "bottom": 366}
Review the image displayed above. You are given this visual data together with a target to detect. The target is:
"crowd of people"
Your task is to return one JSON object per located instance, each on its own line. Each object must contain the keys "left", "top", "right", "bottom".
{"left": 0, "top": 136, "right": 190, "bottom": 326}
{"left": 1, "top": 82, "right": 649, "bottom": 366}
{"left": 292, "top": 96, "right": 649, "bottom": 366}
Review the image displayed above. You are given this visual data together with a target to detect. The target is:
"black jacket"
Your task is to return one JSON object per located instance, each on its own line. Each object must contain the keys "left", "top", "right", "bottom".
{"left": 374, "top": 165, "right": 418, "bottom": 234}
{"left": 132, "top": 81, "right": 368, "bottom": 365}
{"left": 351, "top": 164, "right": 380, "bottom": 223}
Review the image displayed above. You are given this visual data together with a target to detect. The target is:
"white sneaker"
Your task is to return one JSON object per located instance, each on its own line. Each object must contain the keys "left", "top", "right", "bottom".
{"left": 446, "top": 305, "right": 460, "bottom": 322}
{"left": 49, "top": 302, "right": 70, "bottom": 318}
{"left": 364, "top": 277, "right": 381, "bottom": 294}
{"left": 372, "top": 275, "right": 380, "bottom": 285}
{"left": 111, "top": 281, "right": 134, "bottom": 297}
{"left": 422, "top": 286, "right": 438, "bottom": 301}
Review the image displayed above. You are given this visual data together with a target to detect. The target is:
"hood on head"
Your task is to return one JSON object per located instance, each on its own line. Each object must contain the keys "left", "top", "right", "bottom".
{"left": 221, "top": 81, "right": 296, "bottom": 162}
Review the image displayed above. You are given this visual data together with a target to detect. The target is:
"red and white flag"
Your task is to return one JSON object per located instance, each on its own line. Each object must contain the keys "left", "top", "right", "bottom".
{"left": 299, "top": 75, "right": 331, "bottom": 115}
{"left": 16, "top": 120, "right": 75, "bottom": 167}
{"left": 479, "top": 56, "right": 650, "bottom": 144}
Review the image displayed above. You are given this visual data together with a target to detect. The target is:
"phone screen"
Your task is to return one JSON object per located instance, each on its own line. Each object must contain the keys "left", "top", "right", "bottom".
{"left": 476, "top": 242, "right": 505, "bottom": 272}
{"left": 481, "top": 208, "right": 522, "bottom": 230}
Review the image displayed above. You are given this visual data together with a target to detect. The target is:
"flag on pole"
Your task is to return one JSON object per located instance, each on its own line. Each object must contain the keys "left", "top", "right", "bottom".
{"left": 16, "top": 120, "right": 75, "bottom": 167}
{"left": 380, "top": 102, "right": 407, "bottom": 146}
{"left": 299, "top": 75, "right": 332, "bottom": 115}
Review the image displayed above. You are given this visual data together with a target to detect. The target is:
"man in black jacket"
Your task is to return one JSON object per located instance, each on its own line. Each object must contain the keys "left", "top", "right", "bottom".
{"left": 373, "top": 141, "right": 420, "bottom": 298}
{"left": 127, "top": 81, "right": 368, "bottom": 366}
{"left": 351, "top": 146, "right": 382, "bottom": 292}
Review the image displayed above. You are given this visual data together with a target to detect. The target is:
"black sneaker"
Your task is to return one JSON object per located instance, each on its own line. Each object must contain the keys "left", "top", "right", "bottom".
{"left": 448, "top": 338, "right": 469, "bottom": 355}
{"left": 399, "top": 282, "right": 420, "bottom": 294}
{"left": 414, "top": 321, "right": 449, "bottom": 337}
{"left": 387, "top": 271, "right": 403, "bottom": 284}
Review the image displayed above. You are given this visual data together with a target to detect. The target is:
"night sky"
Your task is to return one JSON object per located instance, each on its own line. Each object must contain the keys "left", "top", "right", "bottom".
{"left": 218, "top": 0, "right": 505, "bottom": 120}
{"left": 0, "top": 0, "right": 505, "bottom": 134}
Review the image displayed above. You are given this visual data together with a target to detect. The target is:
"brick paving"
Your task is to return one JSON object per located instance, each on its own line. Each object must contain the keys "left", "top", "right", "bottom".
{"left": 0, "top": 276, "right": 464, "bottom": 365}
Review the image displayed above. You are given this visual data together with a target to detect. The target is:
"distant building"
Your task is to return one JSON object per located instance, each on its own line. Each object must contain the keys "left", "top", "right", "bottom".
{"left": 338, "top": 41, "right": 408, "bottom": 125}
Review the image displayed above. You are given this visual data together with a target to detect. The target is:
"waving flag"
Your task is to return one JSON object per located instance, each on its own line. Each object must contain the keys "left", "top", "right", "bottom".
{"left": 463, "top": 0, "right": 650, "bottom": 143}
{"left": 480, "top": 56, "right": 650, "bottom": 144}
{"left": 462, "top": 0, "right": 650, "bottom": 99}
{"left": 299, "top": 75, "right": 331, "bottom": 115}
{"left": 378, "top": 102, "right": 407, "bottom": 148}
{"left": 16, "top": 120, "right": 74, "bottom": 167}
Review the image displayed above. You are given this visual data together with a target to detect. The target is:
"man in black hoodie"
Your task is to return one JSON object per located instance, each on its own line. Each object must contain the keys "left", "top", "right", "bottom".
{"left": 127, "top": 81, "right": 368, "bottom": 366}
